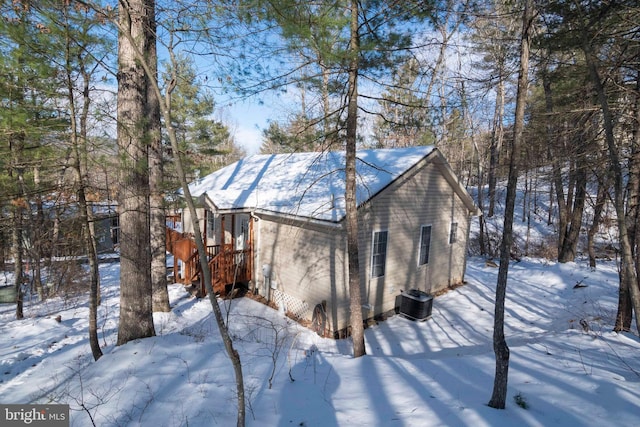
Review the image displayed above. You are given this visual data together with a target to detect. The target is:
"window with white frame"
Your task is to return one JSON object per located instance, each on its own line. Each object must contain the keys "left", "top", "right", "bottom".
{"left": 418, "top": 225, "right": 432, "bottom": 266}
{"left": 449, "top": 222, "right": 458, "bottom": 244}
{"left": 371, "top": 230, "right": 388, "bottom": 278}
{"left": 206, "top": 211, "right": 216, "bottom": 240}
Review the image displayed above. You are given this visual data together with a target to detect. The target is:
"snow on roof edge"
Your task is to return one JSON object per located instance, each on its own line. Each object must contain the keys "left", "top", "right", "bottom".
{"left": 187, "top": 146, "right": 441, "bottom": 222}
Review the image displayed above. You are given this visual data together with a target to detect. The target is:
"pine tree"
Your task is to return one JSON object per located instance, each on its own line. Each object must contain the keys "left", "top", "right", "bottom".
{"left": 162, "top": 54, "right": 234, "bottom": 180}
{"left": 0, "top": 0, "right": 67, "bottom": 319}
{"left": 116, "top": 0, "right": 155, "bottom": 345}
{"left": 231, "top": 0, "right": 436, "bottom": 358}
{"left": 537, "top": 0, "right": 640, "bottom": 334}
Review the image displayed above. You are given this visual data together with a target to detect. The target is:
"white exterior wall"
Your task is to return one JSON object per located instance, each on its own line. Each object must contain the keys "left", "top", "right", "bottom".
{"left": 255, "top": 157, "right": 474, "bottom": 335}
{"left": 181, "top": 207, "right": 206, "bottom": 237}
{"left": 256, "top": 215, "right": 349, "bottom": 335}
{"left": 357, "top": 160, "right": 471, "bottom": 321}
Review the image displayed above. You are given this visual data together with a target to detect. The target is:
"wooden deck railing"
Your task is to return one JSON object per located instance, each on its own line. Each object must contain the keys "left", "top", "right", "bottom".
{"left": 209, "top": 249, "right": 252, "bottom": 292}
{"left": 166, "top": 226, "right": 252, "bottom": 296}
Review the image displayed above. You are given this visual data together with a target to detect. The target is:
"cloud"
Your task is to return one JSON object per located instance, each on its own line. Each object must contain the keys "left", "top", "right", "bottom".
{"left": 234, "top": 125, "right": 263, "bottom": 155}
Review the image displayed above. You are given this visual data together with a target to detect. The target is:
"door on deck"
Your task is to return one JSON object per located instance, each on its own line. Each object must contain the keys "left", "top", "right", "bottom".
{"left": 235, "top": 214, "right": 250, "bottom": 251}
{"left": 206, "top": 213, "right": 253, "bottom": 293}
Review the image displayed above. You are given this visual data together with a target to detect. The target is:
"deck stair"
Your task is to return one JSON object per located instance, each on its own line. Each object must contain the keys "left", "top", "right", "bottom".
{"left": 166, "top": 226, "right": 252, "bottom": 296}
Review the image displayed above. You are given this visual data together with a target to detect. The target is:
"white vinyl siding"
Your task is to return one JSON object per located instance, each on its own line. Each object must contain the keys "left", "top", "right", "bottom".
{"left": 250, "top": 156, "right": 474, "bottom": 335}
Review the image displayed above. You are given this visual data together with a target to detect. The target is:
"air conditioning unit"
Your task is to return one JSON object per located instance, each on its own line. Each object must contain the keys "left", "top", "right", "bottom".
{"left": 399, "top": 289, "right": 433, "bottom": 321}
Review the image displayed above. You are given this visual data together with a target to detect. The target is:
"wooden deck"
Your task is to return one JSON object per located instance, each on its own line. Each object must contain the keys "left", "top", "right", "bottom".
{"left": 166, "top": 227, "right": 252, "bottom": 296}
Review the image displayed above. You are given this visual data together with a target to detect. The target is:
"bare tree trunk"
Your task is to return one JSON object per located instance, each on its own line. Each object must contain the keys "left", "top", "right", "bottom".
{"left": 582, "top": 27, "right": 640, "bottom": 334}
{"left": 12, "top": 207, "right": 24, "bottom": 320}
{"left": 147, "top": 3, "right": 170, "bottom": 313}
{"left": 346, "top": 0, "right": 365, "bottom": 358}
{"left": 558, "top": 149, "right": 587, "bottom": 262}
{"left": 116, "top": 0, "right": 155, "bottom": 345}
{"left": 543, "top": 70, "right": 569, "bottom": 259}
{"left": 33, "top": 169, "right": 44, "bottom": 300}
{"left": 615, "top": 73, "right": 640, "bottom": 329}
{"left": 468, "top": 94, "right": 487, "bottom": 256}
{"left": 488, "top": 77, "right": 505, "bottom": 218}
{"left": 163, "top": 83, "right": 246, "bottom": 427}
{"left": 10, "top": 128, "right": 25, "bottom": 320}
{"left": 112, "top": 4, "right": 246, "bottom": 423}
{"left": 66, "top": 27, "right": 103, "bottom": 360}
{"left": 489, "top": 0, "right": 533, "bottom": 409}
{"left": 628, "top": 75, "right": 640, "bottom": 331}
{"left": 587, "top": 180, "right": 607, "bottom": 269}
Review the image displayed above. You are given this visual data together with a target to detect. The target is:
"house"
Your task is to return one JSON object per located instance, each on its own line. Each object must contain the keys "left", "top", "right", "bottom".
{"left": 92, "top": 202, "right": 120, "bottom": 254}
{"left": 168, "top": 146, "right": 479, "bottom": 337}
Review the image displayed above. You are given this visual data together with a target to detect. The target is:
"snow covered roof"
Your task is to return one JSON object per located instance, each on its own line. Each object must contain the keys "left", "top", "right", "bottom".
{"left": 187, "top": 146, "right": 438, "bottom": 222}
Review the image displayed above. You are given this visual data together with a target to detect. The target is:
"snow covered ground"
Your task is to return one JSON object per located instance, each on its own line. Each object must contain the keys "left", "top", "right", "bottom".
{"left": 1, "top": 255, "right": 638, "bottom": 426}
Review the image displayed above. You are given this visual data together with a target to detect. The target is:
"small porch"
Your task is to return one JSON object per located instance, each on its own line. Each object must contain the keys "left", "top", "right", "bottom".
{"left": 166, "top": 211, "right": 253, "bottom": 296}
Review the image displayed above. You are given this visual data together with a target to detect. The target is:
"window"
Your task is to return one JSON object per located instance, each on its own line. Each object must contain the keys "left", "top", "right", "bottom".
{"left": 418, "top": 225, "right": 432, "bottom": 266}
{"left": 371, "top": 231, "right": 388, "bottom": 278}
{"left": 449, "top": 222, "right": 458, "bottom": 244}
{"left": 206, "top": 211, "right": 216, "bottom": 240}
{"left": 110, "top": 216, "right": 119, "bottom": 245}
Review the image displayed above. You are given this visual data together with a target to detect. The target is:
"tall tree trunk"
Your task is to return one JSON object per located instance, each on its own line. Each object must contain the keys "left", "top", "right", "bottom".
{"left": 629, "top": 74, "right": 640, "bottom": 331}
{"left": 544, "top": 67, "right": 589, "bottom": 263}
{"left": 615, "top": 73, "right": 640, "bottom": 330}
{"left": 346, "top": 0, "right": 365, "bottom": 358}
{"left": 582, "top": 27, "right": 640, "bottom": 335}
{"left": 116, "top": 0, "right": 155, "bottom": 345}
{"left": 558, "top": 146, "right": 587, "bottom": 263}
{"left": 147, "top": 1, "right": 170, "bottom": 313}
{"left": 163, "top": 82, "right": 246, "bottom": 427}
{"left": 112, "top": 5, "right": 246, "bottom": 424}
{"left": 10, "top": 129, "right": 25, "bottom": 320}
{"left": 66, "top": 27, "right": 103, "bottom": 360}
{"left": 587, "top": 179, "right": 607, "bottom": 269}
{"left": 543, "top": 72, "right": 569, "bottom": 258}
{"left": 33, "top": 168, "right": 44, "bottom": 300}
{"left": 488, "top": 76, "right": 505, "bottom": 218}
{"left": 12, "top": 206, "right": 24, "bottom": 320}
{"left": 467, "top": 88, "right": 487, "bottom": 256}
{"left": 489, "top": 0, "right": 533, "bottom": 409}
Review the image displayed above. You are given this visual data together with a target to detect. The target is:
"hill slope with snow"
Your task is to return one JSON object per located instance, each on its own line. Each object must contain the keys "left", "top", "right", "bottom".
{"left": 1, "top": 255, "right": 638, "bottom": 426}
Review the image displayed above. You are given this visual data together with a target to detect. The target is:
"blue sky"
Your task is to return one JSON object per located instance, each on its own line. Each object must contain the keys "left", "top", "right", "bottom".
{"left": 222, "top": 100, "right": 270, "bottom": 155}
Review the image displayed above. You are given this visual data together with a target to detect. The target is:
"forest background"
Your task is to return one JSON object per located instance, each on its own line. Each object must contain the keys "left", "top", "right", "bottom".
{"left": 0, "top": 0, "right": 639, "bottom": 425}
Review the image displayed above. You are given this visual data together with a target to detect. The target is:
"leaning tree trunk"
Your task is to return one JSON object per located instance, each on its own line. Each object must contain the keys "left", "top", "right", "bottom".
{"left": 112, "top": 2, "right": 245, "bottom": 423}
{"left": 582, "top": 30, "right": 640, "bottom": 335}
{"left": 628, "top": 75, "right": 640, "bottom": 331}
{"left": 346, "top": 0, "right": 366, "bottom": 358}
{"left": 162, "top": 86, "right": 246, "bottom": 427}
{"left": 116, "top": 0, "right": 155, "bottom": 345}
{"left": 489, "top": 0, "right": 533, "bottom": 409}
{"left": 615, "top": 72, "right": 640, "bottom": 330}
{"left": 147, "top": 7, "right": 170, "bottom": 313}
{"left": 66, "top": 43, "right": 103, "bottom": 360}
